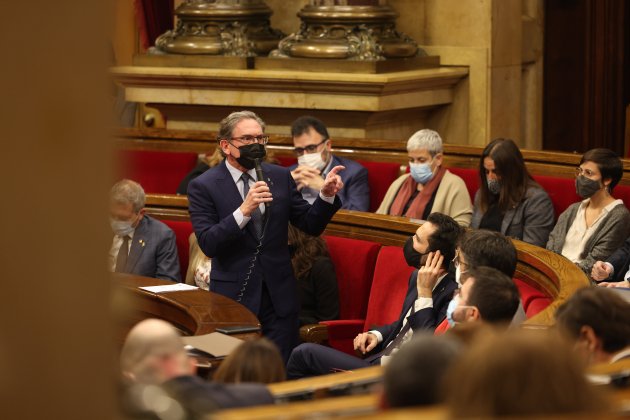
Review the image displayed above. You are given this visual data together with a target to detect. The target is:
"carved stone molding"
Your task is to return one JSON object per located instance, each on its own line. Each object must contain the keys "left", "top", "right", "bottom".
{"left": 271, "top": 4, "right": 421, "bottom": 60}
{"left": 154, "top": 0, "right": 284, "bottom": 56}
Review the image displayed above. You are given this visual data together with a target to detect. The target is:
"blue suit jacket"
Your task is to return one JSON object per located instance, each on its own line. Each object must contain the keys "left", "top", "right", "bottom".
{"left": 372, "top": 270, "right": 457, "bottom": 352}
{"left": 187, "top": 160, "right": 341, "bottom": 317}
{"left": 607, "top": 236, "right": 630, "bottom": 282}
{"left": 290, "top": 154, "right": 369, "bottom": 211}
{"left": 119, "top": 215, "right": 181, "bottom": 282}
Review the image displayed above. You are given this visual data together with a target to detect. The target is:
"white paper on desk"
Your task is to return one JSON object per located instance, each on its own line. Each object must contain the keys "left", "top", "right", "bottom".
{"left": 139, "top": 284, "right": 198, "bottom": 293}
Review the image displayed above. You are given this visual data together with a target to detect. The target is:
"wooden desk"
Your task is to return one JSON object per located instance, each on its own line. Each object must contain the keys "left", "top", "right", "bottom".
{"left": 113, "top": 273, "right": 261, "bottom": 373}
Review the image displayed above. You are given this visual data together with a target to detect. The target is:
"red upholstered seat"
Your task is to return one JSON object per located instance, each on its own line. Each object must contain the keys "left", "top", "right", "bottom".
{"left": 320, "top": 236, "right": 381, "bottom": 355}
{"left": 445, "top": 167, "right": 478, "bottom": 202}
{"left": 357, "top": 160, "right": 402, "bottom": 212}
{"left": 321, "top": 245, "right": 412, "bottom": 355}
{"left": 613, "top": 184, "right": 630, "bottom": 211}
{"left": 532, "top": 175, "right": 580, "bottom": 219}
{"left": 513, "top": 278, "right": 552, "bottom": 318}
{"left": 161, "top": 219, "right": 194, "bottom": 282}
{"left": 363, "top": 246, "right": 415, "bottom": 329}
{"left": 117, "top": 150, "right": 198, "bottom": 194}
{"left": 274, "top": 156, "right": 297, "bottom": 167}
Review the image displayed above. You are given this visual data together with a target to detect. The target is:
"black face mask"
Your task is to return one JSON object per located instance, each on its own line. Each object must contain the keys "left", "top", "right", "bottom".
{"left": 235, "top": 143, "right": 266, "bottom": 170}
{"left": 575, "top": 175, "right": 601, "bottom": 199}
{"left": 403, "top": 235, "right": 427, "bottom": 268}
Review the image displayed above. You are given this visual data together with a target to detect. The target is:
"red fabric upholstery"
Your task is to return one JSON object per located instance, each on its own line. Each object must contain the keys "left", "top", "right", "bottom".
{"left": 319, "top": 319, "right": 364, "bottom": 356}
{"left": 513, "top": 278, "right": 552, "bottom": 318}
{"left": 613, "top": 184, "right": 630, "bottom": 211}
{"left": 323, "top": 236, "right": 381, "bottom": 320}
{"left": 532, "top": 175, "right": 580, "bottom": 218}
{"left": 161, "top": 220, "right": 194, "bottom": 282}
{"left": 357, "top": 160, "right": 402, "bottom": 212}
{"left": 363, "top": 246, "right": 415, "bottom": 330}
{"left": 116, "top": 150, "right": 198, "bottom": 194}
{"left": 321, "top": 236, "right": 381, "bottom": 355}
{"left": 445, "top": 167, "right": 478, "bottom": 202}
{"left": 274, "top": 156, "right": 297, "bottom": 167}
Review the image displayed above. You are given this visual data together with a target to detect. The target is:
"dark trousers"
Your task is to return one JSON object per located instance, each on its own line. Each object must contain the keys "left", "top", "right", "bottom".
{"left": 258, "top": 282, "right": 299, "bottom": 363}
{"left": 286, "top": 343, "right": 380, "bottom": 379}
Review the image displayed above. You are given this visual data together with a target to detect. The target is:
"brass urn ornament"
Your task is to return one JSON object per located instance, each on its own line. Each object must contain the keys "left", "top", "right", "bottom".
{"left": 271, "top": 0, "right": 421, "bottom": 60}
{"left": 154, "top": 0, "right": 284, "bottom": 56}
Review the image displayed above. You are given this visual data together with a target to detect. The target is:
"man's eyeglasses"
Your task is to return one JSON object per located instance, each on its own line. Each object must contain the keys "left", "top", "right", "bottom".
{"left": 575, "top": 167, "right": 597, "bottom": 178}
{"left": 293, "top": 139, "right": 328, "bottom": 156}
{"left": 452, "top": 251, "right": 465, "bottom": 269}
{"left": 228, "top": 135, "right": 269, "bottom": 145}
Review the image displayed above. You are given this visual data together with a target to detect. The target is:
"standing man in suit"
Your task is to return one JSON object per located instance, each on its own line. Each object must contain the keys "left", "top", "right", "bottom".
{"left": 286, "top": 213, "right": 462, "bottom": 378}
{"left": 591, "top": 236, "right": 630, "bottom": 286}
{"left": 109, "top": 179, "right": 180, "bottom": 282}
{"left": 187, "top": 111, "right": 344, "bottom": 361}
{"left": 290, "top": 116, "right": 370, "bottom": 211}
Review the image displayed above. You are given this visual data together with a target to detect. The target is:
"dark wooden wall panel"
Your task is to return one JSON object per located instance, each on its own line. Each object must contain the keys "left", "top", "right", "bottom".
{"left": 544, "top": 0, "right": 630, "bottom": 155}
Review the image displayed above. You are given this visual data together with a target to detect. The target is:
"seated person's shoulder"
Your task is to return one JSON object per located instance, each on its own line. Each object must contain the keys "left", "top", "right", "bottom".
{"left": 335, "top": 155, "right": 366, "bottom": 172}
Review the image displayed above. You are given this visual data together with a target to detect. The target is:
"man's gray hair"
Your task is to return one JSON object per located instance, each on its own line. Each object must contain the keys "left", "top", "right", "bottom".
{"left": 111, "top": 179, "right": 145, "bottom": 213}
{"left": 218, "top": 110, "right": 266, "bottom": 141}
{"left": 406, "top": 129, "right": 443, "bottom": 156}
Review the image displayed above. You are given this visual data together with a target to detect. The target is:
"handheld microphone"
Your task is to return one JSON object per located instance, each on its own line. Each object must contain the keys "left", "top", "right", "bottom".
{"left": 254, "top": 158, "right": 270, "bottom": 209}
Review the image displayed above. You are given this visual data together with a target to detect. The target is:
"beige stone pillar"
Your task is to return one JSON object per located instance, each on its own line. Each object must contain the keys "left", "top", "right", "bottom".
{"left": 0, "top": 2, "right": 115, "bottom": 419}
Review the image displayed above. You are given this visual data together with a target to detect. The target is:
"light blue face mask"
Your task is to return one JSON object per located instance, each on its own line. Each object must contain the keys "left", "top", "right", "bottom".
{"left": 409, "top": 162, "right": 434, "bottom": 185}
{"left": 446, "top": 295, "right": 460, "bottom": 327}
{"left": 110, "top": 219, "right": 135, "bottom": 237}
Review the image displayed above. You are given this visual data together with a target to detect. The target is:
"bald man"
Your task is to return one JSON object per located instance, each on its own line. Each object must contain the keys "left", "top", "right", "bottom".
{"left": 120, "top": 319, "right": 273, "bottom": 417}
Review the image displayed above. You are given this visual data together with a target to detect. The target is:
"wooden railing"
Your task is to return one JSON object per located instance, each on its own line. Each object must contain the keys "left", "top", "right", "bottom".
{"left": 143, "top": 195, "right": 590, "bottom": 328}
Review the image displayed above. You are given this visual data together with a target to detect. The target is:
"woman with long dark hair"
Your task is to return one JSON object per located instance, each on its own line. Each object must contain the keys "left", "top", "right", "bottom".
{"left": 288, "top": 225, "right": 339, "bottom": 326}
{"left": 471, "top": 138, "right": 554, "bottom": 247}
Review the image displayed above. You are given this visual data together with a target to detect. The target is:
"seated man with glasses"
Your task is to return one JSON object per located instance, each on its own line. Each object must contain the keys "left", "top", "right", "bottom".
{"left": 290, "top": 116, "right": 370, "bottom": 211}
{"left": 434, "top": 228, "right": 522, "bottom": 333}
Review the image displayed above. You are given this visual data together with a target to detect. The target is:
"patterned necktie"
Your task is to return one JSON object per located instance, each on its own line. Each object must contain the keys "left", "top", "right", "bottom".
{"left": 115, "top": 235, "right": 130, "bottom": 272}
{"left": 241, "top": 173, "right": 263, "bottom": 237}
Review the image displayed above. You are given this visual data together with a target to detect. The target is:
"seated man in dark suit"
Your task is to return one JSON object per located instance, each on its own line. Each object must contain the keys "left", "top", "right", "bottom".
{"left": 109, "top": 179, "right": 181, "bottom": 281}
{"left": 591, "top": 236, "right": 630, "bottom": 287}
{"left": 120, "top": 319, "right": 274, "bottom": 418}
{"left": 380, "top": 267, "right": 520, "bottom": 409}
{"left": 286, "top": 213, "right": 462, "bottom": 379}
{"left": 290, "top": 115, "right": 370, "bottom": 211}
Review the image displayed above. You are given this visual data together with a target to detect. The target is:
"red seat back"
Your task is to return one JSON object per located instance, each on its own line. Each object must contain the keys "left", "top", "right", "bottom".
{"left": 446, "top": 167, "right": 478, "bottom": 202}
{"left": 532, "top": 175, "right": 580, "bottom": 218}
{"left": 613, "top": 184, "right": 630, "bottom": 211}
{"left": 161, "top": 220, "right": 194, "bottom": 281}
{"left": 274, "top": 156, "right": 297, "bottom": 167}
{"left": 363, "top": 246, "right": 415, "bottom": 330}
{"left": 324, "top": 236, "right": 381, "bottom": 320}
{"left": 513, "top": 278, "right": 553, "bottom": 318}
{"left": 357, "top": 161, "right": 402, "bottom": 212}
{"left": 116, "top": 150, "right": 198, "bottom": 194}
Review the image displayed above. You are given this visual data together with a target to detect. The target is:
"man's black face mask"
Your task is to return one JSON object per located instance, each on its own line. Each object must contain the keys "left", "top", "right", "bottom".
{"left": 235, "top": 143, "right": 266, "bottom": 170}
{"left": 403, "top": 235, "right": 430, "bottom": 268}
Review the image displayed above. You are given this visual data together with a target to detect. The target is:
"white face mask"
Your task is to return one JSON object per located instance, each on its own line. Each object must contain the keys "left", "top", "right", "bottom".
{"left": 110, "top": 219, "right": 135, "bottom": 237}
{"left": 298, "top": 152, "right": 327, "bottom": 172}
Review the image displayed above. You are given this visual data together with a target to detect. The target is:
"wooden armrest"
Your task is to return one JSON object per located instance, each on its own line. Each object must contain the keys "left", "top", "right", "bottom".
{"left": 299, "top": 323, "right": 329, "bottom": 344}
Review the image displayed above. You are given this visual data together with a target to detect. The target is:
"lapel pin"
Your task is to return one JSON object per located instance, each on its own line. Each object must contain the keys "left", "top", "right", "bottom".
{"left": 139, "top": 239, "right": 146, "bottom": 247}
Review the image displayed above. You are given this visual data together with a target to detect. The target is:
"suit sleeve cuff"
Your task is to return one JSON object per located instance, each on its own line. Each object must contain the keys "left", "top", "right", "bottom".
{"left": 369, "top": 330, "right": 383, "bottom": 344}
{"left": 414, "top": 297, "right": 433, "bottom": 311}
{"left": 319, "top": 192, "right": 335, "bottom": 204}
{"left": 233, "top": 208, "right": 250, "bottom": 229}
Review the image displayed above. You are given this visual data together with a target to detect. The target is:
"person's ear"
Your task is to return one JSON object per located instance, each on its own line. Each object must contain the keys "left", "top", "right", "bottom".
{"left": 433, "top": 153, "right": 443, "bottom": 168}
{"left": 219, "top": 139, "right": 231, "bottom": 156}
{"left": 579, "top": 325, "right": 601, "bottom": 353}
{"left": 466, "top": 306, "right": 480, "bottom": 322}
